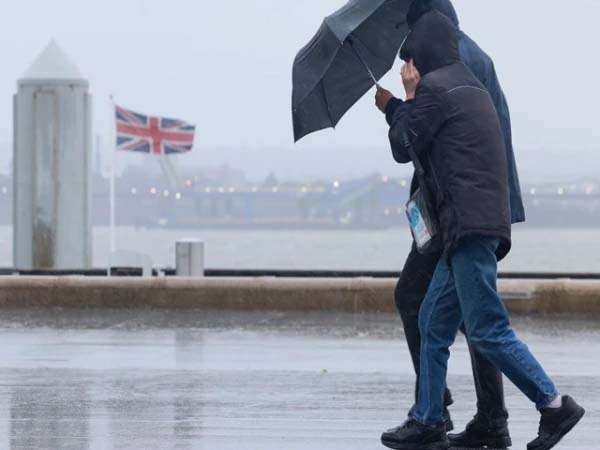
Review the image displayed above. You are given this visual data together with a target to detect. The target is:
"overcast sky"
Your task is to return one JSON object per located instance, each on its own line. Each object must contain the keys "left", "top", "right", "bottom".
{"left": 1, "top": 0, "right": 600, "bottom": 181}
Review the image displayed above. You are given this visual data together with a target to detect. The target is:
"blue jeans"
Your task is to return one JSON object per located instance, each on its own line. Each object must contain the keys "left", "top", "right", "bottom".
{"left": 412, "top": 236, "right": 559, "bottom": 425}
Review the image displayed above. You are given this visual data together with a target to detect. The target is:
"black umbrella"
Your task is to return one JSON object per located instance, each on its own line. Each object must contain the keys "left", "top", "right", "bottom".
{"left": 292, "top": 0, "right": 412, "bottom": 142}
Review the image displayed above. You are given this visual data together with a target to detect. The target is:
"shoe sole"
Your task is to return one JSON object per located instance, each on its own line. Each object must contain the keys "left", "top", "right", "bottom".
{"left": 449, "top": 435, "right": 512, "bottom": 449}
{"left": 528, "top": 406, "right": 585, "bottom": 450}
{"left": 451, "top": 447, "right": 510, "bottom": 450}
{"left": 381, "top": 437, "right": 449, "bottom": 450}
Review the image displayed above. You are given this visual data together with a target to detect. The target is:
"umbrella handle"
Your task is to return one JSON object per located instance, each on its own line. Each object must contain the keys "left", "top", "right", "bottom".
{"left": 348, "top": 36, "right": 380, "bottom": 88}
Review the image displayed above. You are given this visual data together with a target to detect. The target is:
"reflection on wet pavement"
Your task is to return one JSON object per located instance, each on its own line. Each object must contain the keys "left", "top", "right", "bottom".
{"left": 0, "top": 310, "right": 597, "bottom": 449}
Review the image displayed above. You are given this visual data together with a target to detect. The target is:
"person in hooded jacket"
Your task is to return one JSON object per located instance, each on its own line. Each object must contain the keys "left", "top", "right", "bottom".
{"left": 377, "top": 1, "right": 522, "bottom": 447}
{"left": 375, "top": 9, "right": 584, "bottom": 450}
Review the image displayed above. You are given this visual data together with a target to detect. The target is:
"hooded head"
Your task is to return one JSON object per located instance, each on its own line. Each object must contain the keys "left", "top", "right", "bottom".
{"left": 400, "top": 10, "right": 460, "bottom": 76}
{"left": 407, "top": 0, "right": 459, "bottom": 29}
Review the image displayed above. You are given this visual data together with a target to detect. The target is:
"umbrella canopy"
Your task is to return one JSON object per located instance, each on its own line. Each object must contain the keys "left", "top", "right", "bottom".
{"left": 292, "top": 0, "right": 412, "bottom": 142}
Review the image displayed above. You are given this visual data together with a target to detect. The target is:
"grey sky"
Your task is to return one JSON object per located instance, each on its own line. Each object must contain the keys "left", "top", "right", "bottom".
{"left": 1, "top": 0, "right": 600, "bottom": 181}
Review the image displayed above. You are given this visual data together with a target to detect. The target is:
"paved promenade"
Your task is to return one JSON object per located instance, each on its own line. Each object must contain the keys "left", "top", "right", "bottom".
{"left": 0, "top": 309, "right": 597, "bottom": 449}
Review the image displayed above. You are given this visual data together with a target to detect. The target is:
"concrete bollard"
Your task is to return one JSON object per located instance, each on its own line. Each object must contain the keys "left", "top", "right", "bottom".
{"left": 176, "top": 240, "right": 205, "bottom": 277}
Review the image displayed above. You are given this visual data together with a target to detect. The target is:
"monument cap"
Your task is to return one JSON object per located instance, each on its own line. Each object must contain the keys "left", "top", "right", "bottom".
{"left": 19, "top": 40, "right": 88, "bottom": 87}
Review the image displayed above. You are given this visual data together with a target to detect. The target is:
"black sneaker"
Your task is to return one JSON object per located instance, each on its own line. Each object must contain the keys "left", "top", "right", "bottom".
{"left": 448, "top": 412, "right": 511, "bottom": 449}
{"left": 406, "top": 404, "right": 453, "bottom": 432}
{"left": 381, "top": 419, "right": 449, "bottom": 450}
{"left": 527, "top": 395, "right": 585, "bottom": 450}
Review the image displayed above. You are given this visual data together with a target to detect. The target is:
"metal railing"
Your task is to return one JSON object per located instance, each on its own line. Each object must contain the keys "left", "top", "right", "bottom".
{"left": 0, "top": 267, "right": 599, "bottom": 280}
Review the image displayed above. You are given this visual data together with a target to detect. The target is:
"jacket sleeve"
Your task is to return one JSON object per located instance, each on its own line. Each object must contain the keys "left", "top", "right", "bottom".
{"left": 484, "top": 62, "right": 513, "bottom": 146}
{"left": 484, "top": 61, "right": 526, "bottom": 223}
{"left": 387, "top": 83, "right": 445, "bottom": 164}
{"left": 384, "top": 97, "right": 404, "bottom": 125}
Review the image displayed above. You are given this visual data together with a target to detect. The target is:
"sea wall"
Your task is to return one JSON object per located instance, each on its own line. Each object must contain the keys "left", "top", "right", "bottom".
{"left": 0, "top": 276, "right": 598, "bottom": 315}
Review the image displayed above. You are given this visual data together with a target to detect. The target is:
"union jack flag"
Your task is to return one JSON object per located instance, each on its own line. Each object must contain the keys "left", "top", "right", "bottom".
{"left": 116, "top": 105, "right": 196, "bottom": 155}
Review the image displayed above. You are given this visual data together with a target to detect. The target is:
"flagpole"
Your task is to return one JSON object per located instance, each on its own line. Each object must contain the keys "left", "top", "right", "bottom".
{"left": 109, "top": 95, "right": 117, "bottom": 276}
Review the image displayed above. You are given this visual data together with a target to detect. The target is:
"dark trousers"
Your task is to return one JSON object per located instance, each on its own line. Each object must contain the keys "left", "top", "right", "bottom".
{"left": 395, "top": 244, "right": 509, "bottom": 422}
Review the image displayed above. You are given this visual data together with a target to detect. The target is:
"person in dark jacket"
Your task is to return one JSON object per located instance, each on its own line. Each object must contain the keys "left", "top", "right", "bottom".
{"left": 377, "top": 10, "right": 584, "bottom": 450}
{"left": 377, "top": 1, "right": 524, "bottom": 448}
{"left": 408, "top": 0, "right": 525, "bottom": 224}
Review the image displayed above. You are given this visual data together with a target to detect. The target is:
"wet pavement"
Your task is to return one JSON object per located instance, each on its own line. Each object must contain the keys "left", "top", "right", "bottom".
{"left": 0, "top": 309, "right": 597, "bottom": 449}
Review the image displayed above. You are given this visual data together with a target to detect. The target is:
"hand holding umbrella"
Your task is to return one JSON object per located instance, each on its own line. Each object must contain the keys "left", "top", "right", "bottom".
{"left": 375, "top": 86, "right": 394, "bottom": 113}
{"left": 374, "top": 59, "right": 421, "bottom": 113}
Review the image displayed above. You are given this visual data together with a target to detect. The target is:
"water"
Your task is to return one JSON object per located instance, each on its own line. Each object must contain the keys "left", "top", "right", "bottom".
{"left": 1, "top": 226, "right": 599, "bottom": 272}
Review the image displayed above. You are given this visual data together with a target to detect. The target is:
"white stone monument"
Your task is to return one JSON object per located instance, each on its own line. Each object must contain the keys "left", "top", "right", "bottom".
{"left": 13, "top": 41, "right": 92, "bottom": 270}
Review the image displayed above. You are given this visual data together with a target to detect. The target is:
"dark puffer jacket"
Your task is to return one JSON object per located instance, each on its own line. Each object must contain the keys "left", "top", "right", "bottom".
{"left": 387, "top": 11, "right": 511, "bottom": 260}
{"left": 396, "top": 0, "right": 525, "bottom": 225}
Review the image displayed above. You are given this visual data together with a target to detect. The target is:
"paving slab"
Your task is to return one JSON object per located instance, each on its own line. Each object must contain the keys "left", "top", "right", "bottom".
{"left": 0, "top": 310, "right": 597, "bottom": 449}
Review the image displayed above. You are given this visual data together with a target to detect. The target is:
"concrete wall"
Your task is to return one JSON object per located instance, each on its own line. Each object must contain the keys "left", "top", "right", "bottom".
{"left": 0, "top": 277, "right": 598, "bottom": 315}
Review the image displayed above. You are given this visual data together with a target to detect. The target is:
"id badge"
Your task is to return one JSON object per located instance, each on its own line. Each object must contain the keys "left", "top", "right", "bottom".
{"left": 406, "top": 200, "right": 432, "bottom": 249}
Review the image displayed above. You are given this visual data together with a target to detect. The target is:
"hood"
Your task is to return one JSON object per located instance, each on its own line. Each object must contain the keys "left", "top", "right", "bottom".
{"left": 432, "top": 0, "right": 459, "bottom": 27}
{"left": 406, "top": 0, "right": 459, "bottom": 29}
{"left": 400, "top": 10, "right": 460, "bottom": 76}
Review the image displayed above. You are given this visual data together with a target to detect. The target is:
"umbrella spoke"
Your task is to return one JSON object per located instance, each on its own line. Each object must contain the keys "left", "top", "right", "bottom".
{"left": 320, "top": 81, "right": 335, "bottom": 126}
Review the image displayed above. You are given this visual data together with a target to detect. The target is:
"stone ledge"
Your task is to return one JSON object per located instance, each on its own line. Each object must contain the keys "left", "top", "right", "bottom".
{"left": 0, "top": 277, "right": 597, "bottom": 314}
